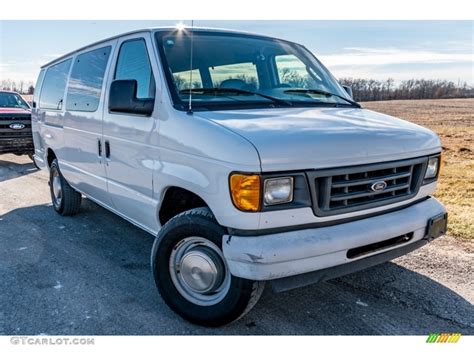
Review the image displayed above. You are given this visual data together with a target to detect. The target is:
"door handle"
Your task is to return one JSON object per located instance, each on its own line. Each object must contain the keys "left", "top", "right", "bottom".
{"left": 105, "top": 141, "right": 110, "bottom": 159}
{"left": 98, "top": 139, "right": 102, "bottom": 157}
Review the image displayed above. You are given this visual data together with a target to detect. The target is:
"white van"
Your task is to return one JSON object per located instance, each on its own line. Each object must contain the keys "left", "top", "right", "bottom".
{"left": 32, "top": 27, "right": 447, "bottom": 326}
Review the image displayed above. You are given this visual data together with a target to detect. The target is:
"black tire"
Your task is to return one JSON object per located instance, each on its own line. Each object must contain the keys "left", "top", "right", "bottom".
{"left": 151, "top": 207, "right": 265, "bottom": 327}
{"left": 49, "top": 159, "right": 81, "bottom": 216}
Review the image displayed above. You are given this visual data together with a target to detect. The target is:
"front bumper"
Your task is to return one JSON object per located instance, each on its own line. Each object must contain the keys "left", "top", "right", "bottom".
{"left": 222, "top": 197, "right": 446, "bottom": 281}
{"left": 0, "top": 137, "right": 34, "bottom": 154}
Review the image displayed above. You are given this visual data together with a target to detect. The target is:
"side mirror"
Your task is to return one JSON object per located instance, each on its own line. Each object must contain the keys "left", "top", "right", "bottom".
{"left": 342, "top": 85, "right": 353, "bottom": 99}
{"left": 109, "top": 79, "right": 154, "bottom": 116}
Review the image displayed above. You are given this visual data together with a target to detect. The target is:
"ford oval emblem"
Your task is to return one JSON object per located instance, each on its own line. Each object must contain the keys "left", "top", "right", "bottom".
{"left": 9, "top": 123, "right": 25, "bottom": 130}
{"left": 371, "top": 181, "right": 387, "bottom": 192}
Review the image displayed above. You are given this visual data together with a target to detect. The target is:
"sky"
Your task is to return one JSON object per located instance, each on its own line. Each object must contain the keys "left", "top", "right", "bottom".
{"left": 0, "top": 20, "right": 473, "bottom": 86}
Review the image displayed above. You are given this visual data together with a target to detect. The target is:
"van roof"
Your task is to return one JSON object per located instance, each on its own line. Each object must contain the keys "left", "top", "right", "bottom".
{"left": 41, "top": 26, "right": 282, "bottom": 69}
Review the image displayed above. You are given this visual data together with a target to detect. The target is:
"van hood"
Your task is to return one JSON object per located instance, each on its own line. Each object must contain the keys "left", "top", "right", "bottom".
{"left": 195, "top": 107, "right": 441, "bottom": 171}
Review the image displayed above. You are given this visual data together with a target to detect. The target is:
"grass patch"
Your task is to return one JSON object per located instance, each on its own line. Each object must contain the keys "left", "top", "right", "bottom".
{"left": 436, "top": 158, "right": 474, "bottom": 239}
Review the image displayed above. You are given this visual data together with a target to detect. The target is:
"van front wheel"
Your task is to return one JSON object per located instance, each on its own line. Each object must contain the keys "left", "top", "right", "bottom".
{"left": 49, "top": 159, "right": 82, "bottom": 216}
{"left": 151, "top": 207, "right": 264, "bottom": 327}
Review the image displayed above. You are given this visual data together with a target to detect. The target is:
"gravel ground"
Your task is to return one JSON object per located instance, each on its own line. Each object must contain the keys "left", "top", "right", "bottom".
{"left": 0, "top": 154, "right": 473, "bottom": 335}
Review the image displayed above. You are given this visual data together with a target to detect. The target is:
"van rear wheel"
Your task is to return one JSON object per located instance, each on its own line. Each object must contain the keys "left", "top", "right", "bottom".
{"left": 151, "top": 207, "right": 264, "bottom": 327}
{"left": 49, "top": 159, "right": 81, "bottom": 216}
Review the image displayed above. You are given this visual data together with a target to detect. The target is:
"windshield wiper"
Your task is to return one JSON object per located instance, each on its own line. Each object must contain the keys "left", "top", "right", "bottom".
{"left": 283, "top": 89, "right": 361, "bottom": 108}
{"left": 180, "top": 87, "right": 293, "bottom": 107}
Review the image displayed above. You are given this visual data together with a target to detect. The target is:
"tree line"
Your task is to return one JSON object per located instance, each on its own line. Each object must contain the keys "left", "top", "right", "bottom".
{"left": 1, "top": 79, "right": 35, "bottom": 95}
{"left": 338, "top": 78, "right": 473, "bottom": 101}
{"left": 2, "top": 77, "right": 473, "bottom": 102}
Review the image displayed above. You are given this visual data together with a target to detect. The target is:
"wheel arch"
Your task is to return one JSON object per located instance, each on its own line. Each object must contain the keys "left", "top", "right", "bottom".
{"left": 158, "top": 185, "right": 214, "bottom": 226}
{"left": 46, "top": 148, "right": 57, "bottom": 168}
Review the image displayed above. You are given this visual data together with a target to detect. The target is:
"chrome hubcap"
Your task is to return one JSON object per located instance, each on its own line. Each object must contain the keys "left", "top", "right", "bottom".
{"left": 52, "top": 171, "right": 62, "bottom": 207}
{"left": 169, "top": 237, "right": 231, "bottom": 306}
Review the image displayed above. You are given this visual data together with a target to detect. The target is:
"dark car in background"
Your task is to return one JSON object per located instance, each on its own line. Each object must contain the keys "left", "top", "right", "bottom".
{"left": 0, "top": 90, "right": 35, "bottom": 162}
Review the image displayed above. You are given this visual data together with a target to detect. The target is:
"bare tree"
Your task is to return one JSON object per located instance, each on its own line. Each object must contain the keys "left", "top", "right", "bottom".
{"left": 339, "top": 77, "right": 473, "bottom": 101}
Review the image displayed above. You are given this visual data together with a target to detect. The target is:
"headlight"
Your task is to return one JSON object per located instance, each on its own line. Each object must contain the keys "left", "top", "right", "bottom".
{"left": 230, "top": 174, "right": 261, "bottom": 212}
{"left": 230, "top": 173, "right": 308, "bottom": 212}
{"left": 264, "top": 177, "right": 294, "bottom": 206}
{"left": 424, "top": 156, "right": 440, "bottom": 180}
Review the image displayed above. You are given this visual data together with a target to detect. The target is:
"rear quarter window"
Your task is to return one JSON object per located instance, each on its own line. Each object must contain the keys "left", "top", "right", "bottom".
{"left": 66, "top": 46, "right": 112, "bottom": 112}
{"left": 39, "top": 59, "right": 72, "bottom": 110}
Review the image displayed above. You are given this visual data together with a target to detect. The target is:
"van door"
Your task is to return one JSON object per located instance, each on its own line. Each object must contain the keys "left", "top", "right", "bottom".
{"left": 61, "top": 43, "right": 115, "bottom": 206}
{"left": 102, "top": 33, "right": 160, "bottom": 233}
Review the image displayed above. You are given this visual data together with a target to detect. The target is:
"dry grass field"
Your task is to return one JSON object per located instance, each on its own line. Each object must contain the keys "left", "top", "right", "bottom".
{"left": 363, "top": 99, "right": 474, "bottom": 240}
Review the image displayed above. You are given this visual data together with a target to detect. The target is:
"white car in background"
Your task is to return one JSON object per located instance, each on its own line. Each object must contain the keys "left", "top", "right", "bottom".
{"left": 32, "top": 27, "right": 447, "bottom": 326}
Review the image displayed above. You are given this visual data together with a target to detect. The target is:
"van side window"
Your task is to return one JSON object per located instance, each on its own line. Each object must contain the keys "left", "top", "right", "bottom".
{"left": 39, "top": 59, "right": 72, "bottom": 110}
{"left": 66, "top": 46, "right": 112, "bottom": 112}
{"left": 114, "top": 39, "right": 155, "bottom": 99}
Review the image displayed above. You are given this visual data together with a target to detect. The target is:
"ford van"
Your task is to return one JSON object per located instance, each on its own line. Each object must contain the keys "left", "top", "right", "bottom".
{"left": 32, "top": 27, "right": 447, "bottom": 326}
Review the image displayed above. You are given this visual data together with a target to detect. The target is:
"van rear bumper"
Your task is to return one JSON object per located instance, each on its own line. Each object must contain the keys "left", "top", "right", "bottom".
{"left": 222, "top": 197, "right": 446, "bottom": 282}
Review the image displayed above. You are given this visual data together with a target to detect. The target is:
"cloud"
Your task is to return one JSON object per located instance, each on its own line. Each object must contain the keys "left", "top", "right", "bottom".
{"left": 318, "top": 47, "right": 473, "bottom": 67}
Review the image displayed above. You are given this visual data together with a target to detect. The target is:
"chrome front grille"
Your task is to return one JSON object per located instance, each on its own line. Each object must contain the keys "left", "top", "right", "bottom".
{"left": 0, "top": 114, "right": 32, "bottom": 137}
{"left": 0, "top": 114, "right": 31, "bottom": 122}
{"left": 308, "top": 157, "right": 428, "bottom": 216}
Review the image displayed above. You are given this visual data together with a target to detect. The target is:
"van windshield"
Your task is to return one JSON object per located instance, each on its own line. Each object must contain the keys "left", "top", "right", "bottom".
{"left": 156, "top": 30, "right": 356, "bottom": 111}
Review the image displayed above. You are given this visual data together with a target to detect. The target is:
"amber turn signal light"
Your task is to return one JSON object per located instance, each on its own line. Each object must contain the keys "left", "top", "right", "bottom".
{"left": 229, "top": 174, "right": 261, "bottom": 212}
